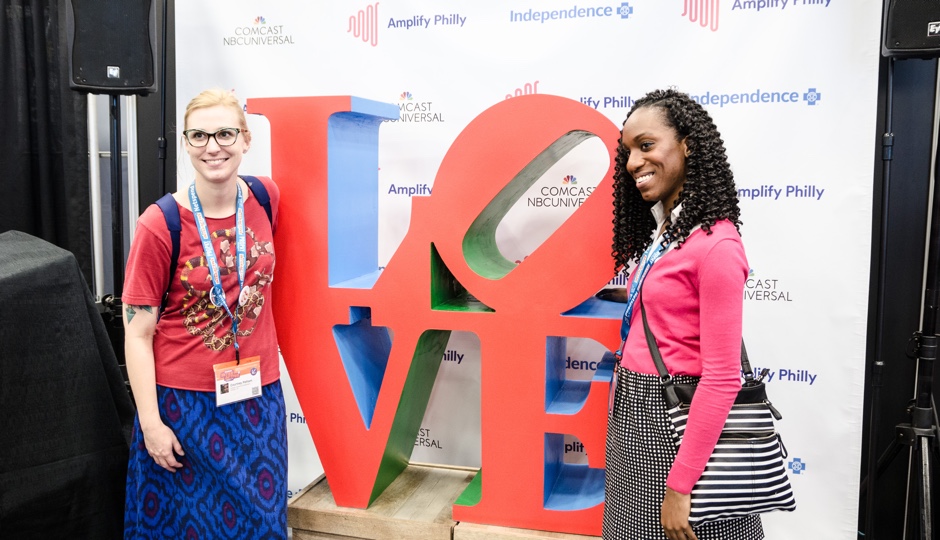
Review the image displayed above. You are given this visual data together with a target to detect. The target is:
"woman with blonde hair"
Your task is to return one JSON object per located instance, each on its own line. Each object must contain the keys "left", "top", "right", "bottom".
{"left": 122, "top": 88, "right": 286, "bottom": 538}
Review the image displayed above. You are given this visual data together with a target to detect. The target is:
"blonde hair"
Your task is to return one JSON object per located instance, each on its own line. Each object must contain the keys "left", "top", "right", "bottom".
{"left": 183, "top": 88, "right": 251, "bottom": 144}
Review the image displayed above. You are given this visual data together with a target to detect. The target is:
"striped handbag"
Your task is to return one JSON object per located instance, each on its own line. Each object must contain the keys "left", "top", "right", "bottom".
{"left": 640, "top": 304, "right": 797, "bottom": 526}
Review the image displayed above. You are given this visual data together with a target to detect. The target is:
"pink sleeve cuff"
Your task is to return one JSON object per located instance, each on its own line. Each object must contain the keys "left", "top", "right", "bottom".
{"left": 666, "top": 458, "right": 700, "bottom": 495}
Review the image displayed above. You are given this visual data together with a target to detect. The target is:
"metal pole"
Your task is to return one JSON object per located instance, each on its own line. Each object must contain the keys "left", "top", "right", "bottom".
{"left": 126, "top": 96, "right": 139, "bottom": 240}
{"left": 87, "top": 94, "right": 104, "bottom": 300}
{"left": 109, "top": 95, "right": 124, "bottom": 297}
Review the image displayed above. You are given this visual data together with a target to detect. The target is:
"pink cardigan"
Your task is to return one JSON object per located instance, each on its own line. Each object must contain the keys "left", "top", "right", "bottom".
{"left": 620, "top": 219, "right": 748, "bottom": 494}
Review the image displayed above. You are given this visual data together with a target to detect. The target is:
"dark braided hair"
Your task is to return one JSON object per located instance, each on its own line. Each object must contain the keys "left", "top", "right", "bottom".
{"left": 612, "top": 89, "right": 741, "bottom": 271}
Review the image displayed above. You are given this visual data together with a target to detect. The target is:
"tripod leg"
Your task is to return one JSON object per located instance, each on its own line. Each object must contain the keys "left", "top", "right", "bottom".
{"left": 915, "top": 437, "right": 933, "bottom": 540}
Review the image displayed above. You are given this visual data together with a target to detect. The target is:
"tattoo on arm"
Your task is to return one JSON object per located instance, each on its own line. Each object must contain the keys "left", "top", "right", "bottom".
{"left": 126, "top": 305, "right": 153, "bottom": 324}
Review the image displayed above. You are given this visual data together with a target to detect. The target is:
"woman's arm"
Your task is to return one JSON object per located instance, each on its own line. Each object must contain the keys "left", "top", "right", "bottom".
{"left": 667, "top": 237, "right": 748, "bottom": 491}
{"left": 124, "top": 304, "right": 184, "bottom": 472}
{"left": 660, "top": 235, "right": 746, "bottom": 536}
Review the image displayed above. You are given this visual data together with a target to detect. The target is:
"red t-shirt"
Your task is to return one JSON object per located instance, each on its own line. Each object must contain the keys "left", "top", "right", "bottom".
{"left": 123, "top": 176, "right": 280, "bottom": 391}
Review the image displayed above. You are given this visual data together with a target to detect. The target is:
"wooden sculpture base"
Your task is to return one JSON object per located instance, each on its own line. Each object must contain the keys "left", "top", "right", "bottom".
{"left": 288, "top": 464, "right": 600, "bottom": 540}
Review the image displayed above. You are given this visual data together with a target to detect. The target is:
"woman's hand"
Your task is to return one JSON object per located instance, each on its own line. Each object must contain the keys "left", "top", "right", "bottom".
{"left": 141, "top": 420, "right": 185, "bottom": 473}
{"left": 124, "top": 304, "right": 184, "bottom": 473}
{"left": 595, "top": 288, "right": 628, "bottom": 303}
{"left": 661, "top": 486, "right": 698, "bottom": 540}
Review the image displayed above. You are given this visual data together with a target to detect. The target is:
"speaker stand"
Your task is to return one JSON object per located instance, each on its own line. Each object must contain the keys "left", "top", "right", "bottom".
{"left": 861, "top": 56, "right": 939, "bottom": 540}
{"left": 98, "top": 94, "right": 129, "bottom": 399}
{"left": 109, "top": 94, "right": 124, "bottom": 297}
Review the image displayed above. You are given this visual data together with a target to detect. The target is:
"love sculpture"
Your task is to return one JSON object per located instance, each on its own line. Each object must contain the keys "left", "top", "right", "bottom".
{"left": 250, "top": 94, "right": 622, "bottom": 535}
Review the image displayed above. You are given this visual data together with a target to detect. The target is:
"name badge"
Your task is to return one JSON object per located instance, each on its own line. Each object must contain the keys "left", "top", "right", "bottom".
{"left": 213, "top": 356, "right": 263, "bottom": 407}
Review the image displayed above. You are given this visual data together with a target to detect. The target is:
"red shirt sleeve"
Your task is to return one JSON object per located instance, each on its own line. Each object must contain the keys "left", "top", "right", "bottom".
{"left": 123, "top": 205, "right": 174, "bottom": 309}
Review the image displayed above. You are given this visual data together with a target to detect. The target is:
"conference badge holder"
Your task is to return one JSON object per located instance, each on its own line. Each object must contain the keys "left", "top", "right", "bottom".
{"left": 214, "top": 356, "right": 263, "bottom": 407}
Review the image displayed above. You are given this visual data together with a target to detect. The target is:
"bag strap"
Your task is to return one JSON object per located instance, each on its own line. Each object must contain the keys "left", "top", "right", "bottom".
{"left": 153, "top": 176, "right": 274, "bottom": 318}
{"left": 639, "top": 299, "right": 751, "bottom": 402}
{"left": 639, "top": 300, "right": 682, "bottom": 408}
{"left": 640, "top": 300, "right": 670, "bottom": 380}
{"left": 741, "top": 341, "right": 754, "bottom": 382}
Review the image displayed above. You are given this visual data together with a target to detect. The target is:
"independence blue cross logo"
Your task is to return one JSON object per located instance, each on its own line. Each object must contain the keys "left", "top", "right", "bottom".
{"left": 788, "top": 457, "right": 806, "bottom": 475}
{"left": 803, "top": 88, "right": 822, "bottom": 106}
{"left": 618, "top": 2, "right": 633, "bottom": 18}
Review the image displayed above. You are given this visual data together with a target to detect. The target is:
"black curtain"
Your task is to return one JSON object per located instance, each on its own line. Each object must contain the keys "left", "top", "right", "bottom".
{"left": 861, "top": 57, "right": 939, "bottom": 539}
{"left": 0, "top": 0, "right": 92, "bottom": 285}
{"left": 137, "top": 0, "right": 175, "bottom": 207}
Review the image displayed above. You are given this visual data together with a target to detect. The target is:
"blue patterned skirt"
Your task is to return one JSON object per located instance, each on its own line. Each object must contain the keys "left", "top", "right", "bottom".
{"left": 124, "top": 381, "right": 287, "bottom": 539}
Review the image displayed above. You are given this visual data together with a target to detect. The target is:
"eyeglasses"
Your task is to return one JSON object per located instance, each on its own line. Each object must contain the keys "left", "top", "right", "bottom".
{"left": 183, "top": 128, "right": 241, "bottom": 147}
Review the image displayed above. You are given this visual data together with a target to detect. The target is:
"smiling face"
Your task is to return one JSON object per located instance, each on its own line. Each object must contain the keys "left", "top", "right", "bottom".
{"left": 184, "top": 104, "right": 249, "bottom": 187}
{"left": 620, "top": 106, "right": 688, "bottom": 211}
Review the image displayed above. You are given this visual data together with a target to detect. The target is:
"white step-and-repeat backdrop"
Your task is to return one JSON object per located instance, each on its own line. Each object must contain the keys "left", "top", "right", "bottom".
{"left": 175, "top": 1, "right": 880, "bottom": 537}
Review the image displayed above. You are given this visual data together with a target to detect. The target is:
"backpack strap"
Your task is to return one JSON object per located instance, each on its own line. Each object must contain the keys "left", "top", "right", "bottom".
{"left": 241, "top": 175, "right": 274, "bottom": 231}
{"left": 154, "top": 178, "right": 273, "bottom": 318}
{"left": 155, "top": 193, "right": 181, "bottom": 317}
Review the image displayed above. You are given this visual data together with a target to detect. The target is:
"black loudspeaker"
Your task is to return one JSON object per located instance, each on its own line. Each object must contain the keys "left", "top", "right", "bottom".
{"left": 883, "top": 0, "right": 940, "bottom": 58}
{"left": 65, "top": 0, "right": 157, "bottom": 94}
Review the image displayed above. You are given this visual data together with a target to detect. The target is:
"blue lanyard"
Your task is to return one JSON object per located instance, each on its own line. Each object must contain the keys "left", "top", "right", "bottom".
{"left": 189, "top": 182, "right": 247, "bottom": 361}
{"left": 616, "top": 237, "right": 670, "bottom": 357}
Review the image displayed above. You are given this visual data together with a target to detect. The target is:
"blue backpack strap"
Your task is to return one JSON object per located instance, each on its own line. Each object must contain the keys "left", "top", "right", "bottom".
{"left": 155, "top": 193, "right": 181, "bottom": 317}
{"left": 153, "top": 180, "right": 271, "bottom": 318}
{"left": 241, "top": 175, "right": 273, "bottom": 230}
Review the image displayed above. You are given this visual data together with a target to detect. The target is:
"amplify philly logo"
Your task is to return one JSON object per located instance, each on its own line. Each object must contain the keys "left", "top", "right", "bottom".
{"left": 385, "top": 91, "right": 444, "bottom": 123}
{"left": 348, "top": 3, "right": 380, "bottom": 47}
{"left": 685, "top": 0, "right": 834, "bottom": 32}
{"left": 608, "top": 269, "right": 629, "bottom": 286}
{"left": 387, "top": 182, "right": 432, "bottom": 197}
{"left": 683, "top": 0, "right": 720, "bottom": 32}
{"left": 350, "top": 2, "right": 467, "bottom": 45}
{"left": 732, "top": 0, "right": 833, "bottom": 12}
{"left": 738, "top": 183, "right": 825, "bottom": 201}
{"left": 224, "top": 16, "right": 296, "bottom": 46}
{"left": 387, "top": 13, "right": 467, "bottom": 29}
{"left": 528, "top": 175, "right": 594, "bottom": 208}
{"left": 510, "top": 3, "right": 633, "bottom": 23}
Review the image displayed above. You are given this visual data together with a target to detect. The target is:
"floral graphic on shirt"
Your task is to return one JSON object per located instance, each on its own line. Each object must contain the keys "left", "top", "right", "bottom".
{"left": 179, "top": 226, "right": 275, "bottom": 351}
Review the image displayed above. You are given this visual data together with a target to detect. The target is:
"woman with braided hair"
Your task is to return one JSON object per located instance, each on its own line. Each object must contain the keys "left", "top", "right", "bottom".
{"left": 603, "top": 89, "right": 761, "bottom": 540}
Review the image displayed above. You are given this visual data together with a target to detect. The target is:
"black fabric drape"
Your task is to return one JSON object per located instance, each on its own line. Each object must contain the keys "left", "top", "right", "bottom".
{"left": 0, "top": 0, "right": 92, "bottom": 285}
{"left": 0, "top": 231, "right": 135, "bottom": 539}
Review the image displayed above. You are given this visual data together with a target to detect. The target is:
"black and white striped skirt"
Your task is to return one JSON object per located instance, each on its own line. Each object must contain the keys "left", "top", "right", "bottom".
{"left": 603, "top": 366, "right": 763, "bottom": 540}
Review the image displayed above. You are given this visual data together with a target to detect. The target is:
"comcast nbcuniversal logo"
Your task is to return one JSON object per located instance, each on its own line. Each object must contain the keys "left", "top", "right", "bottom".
{"left": 385, "top": 91, "right": 444, "bottom": 123}
{"left": 682, "top": 0, "right": 720, "bottom": 32}
{"left": 527, "top": 175, "right": 594, "bottom": 208}
{"left": 223, "top": 16, "right": 296, "bottom": 46}
{"left": 348, "top": 2, "right": 380, "bottom": 47}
